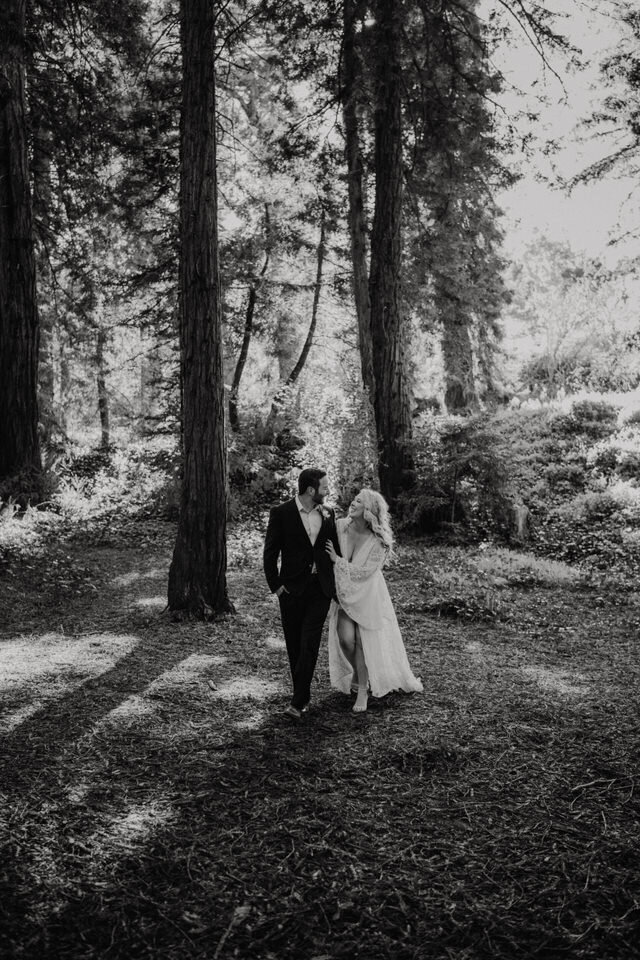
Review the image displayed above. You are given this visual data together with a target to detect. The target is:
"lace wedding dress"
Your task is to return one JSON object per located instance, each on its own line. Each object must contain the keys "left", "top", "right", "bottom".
{"left": 327, "top": 519, "right": 423, "bottom": 698}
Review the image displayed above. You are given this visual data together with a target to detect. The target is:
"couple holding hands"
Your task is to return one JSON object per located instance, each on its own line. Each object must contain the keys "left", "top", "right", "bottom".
{"left": 263, "top": 468, "right": 423, "bottom": 719}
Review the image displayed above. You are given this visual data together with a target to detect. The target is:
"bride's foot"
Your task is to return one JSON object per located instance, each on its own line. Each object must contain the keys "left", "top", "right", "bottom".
{"left": 353, "top": 688, "right": 368, "bottom": 713}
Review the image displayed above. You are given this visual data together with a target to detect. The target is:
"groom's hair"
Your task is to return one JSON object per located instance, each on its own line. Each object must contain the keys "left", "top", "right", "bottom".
{"left": 298, "top": 468, "right": 326, "bottom": 495}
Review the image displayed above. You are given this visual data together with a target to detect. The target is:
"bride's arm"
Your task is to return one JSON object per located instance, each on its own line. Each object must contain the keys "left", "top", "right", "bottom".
{"left": 328, "top": 539, "right": 388, "bottom": 603}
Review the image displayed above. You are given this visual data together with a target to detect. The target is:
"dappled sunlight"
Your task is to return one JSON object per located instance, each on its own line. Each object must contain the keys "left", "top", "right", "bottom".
{"left": 264, "top": 633, "right": 286, "bottom": 650}
{"left": 0, "top": 633, "right": 138, "bottom": 687}
{"left": 146, "top": 653, "right": 228, "bottom": 693}
{"left": 0, "top": 633, "right": 140, "bottom": 732}
{"left": 210, "top": 676, "right": 283, "bottom": 701}
{"left": 66, "top": 780, "right": 93, "bottom": 804}
{"left": 112, "top": 566, "right": 167, "bottom": 588}
{"left": 90, "top": 799, "right": 174, "bottom": 853}
{"left": 135, "top": 595, "right": 166, "bottom": 610}
{"left": 0, "top": 702, "right": 42, "bottom": 733}
{"left": 465, "top": 641, "right": 485, "bottom": 655}
{"left": 99, "top": 693, "right": 157, "bottom": 726}
{"left": 522, "top": 665, "right": 589, "bottom": 696}
{"left": 233, "top": 710, "right": 266, "bottom": 730}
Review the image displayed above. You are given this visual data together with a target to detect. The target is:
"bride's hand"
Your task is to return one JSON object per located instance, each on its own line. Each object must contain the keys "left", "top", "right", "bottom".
{"left": 325, "top": 540, "right": 338, "bottom": 563}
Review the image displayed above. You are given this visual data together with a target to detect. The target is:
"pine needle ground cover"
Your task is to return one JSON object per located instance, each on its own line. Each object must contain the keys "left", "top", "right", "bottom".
{"left": 1, "top": 524, "right": 639, "bottom": 960}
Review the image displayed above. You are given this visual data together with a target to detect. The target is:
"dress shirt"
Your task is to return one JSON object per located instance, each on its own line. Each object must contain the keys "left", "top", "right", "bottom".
{"left": 296, "top": 495, "right": 322, "bottom": 572}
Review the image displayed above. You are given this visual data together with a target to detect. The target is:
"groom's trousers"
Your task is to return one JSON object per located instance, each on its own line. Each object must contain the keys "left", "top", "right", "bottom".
{"left": 279, "top": 575, "right": 331, "bottom": 710}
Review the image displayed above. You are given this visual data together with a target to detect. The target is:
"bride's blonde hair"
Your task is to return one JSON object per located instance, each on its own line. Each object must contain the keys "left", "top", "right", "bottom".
{"left": 353, "top": 488, "right": 395, "bottom": 556}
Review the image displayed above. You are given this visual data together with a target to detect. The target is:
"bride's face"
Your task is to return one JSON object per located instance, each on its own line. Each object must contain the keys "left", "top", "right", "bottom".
{"left": 348, "top": 494, "right": 365, "bottom": 519}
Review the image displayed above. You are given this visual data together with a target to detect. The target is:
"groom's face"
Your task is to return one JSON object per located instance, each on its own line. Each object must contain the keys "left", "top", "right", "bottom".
{"left": 311, "top": 476, "right": 329, "bottom": 503}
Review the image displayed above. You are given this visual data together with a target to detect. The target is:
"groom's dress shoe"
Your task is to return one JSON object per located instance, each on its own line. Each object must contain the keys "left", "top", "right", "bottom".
{"left": 283, "top": 705, "right": 302, "bottom": 721}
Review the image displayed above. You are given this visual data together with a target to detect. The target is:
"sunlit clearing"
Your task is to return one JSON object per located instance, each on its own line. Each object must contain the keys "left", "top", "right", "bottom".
{"left": 210, "top": 677, "right": 283, "bottom": 701}
{"left": 144, "top": 653, "right": 227, "bottom": 693}
{"left": 522, "top": 665, "right": 588, "bottom": 696}
{"left": 113, "top": 567, "right": 167, "bottom": 587}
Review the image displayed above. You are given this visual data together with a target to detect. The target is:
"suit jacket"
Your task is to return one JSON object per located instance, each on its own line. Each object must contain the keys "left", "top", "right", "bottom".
{"left": 263, "top": 498, "right": 341, "bottom": 600}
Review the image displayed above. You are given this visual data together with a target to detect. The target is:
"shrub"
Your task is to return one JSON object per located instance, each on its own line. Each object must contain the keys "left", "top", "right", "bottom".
{"left": 545, "top": 463, "right": 586, "bottom": 490}
{"left": 623, "top": 408, "right": 640, "bottom": 427}
{"left": 228, "top": 427, "right": 304, "bottom": 519}
{"left": 617, "top": 451, "right": 640, "bottom": 481}
{"left": 418, "top": 567, "right": 507, "bottom": 621}
{"left": 590, "top": 446, "right": 620, "bottom": 477}
{"left": 399, "top": 415, "right": 514, "bottom": 540}
{"left": 473, "top": 546, "right": 584, "bottom": 588}
{"left": 0, "top": 502, "right": 63, "bottom": 569}
{"left": 552, "top": 399, "right": 619, "bottom": 440}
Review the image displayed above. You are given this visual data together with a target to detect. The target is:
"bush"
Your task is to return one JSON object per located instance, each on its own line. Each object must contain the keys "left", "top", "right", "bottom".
{"left": 552, "top": 399, "right": 619, "bottom": 440}
{"left": 399, "top": 415, "right": 514, "bottom": 540}
{"left": 473, "top": 546, "right": 584, "bottom": 588}
{"left": 228, "top": 427, "right": 304, "bottom": 519}
{"left": 623, "top": 408, "right": 640, "bottom": 427}
{"left": 545, "top": 463, "right": 586, "bottom": 490}
{"left": 617, "top": 451, "right": 640, "bottom": 481}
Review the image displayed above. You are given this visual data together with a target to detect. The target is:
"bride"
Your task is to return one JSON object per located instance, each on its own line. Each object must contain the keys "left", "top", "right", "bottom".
{"left": 325, "top": 489, "right": 423, "bottom": 713}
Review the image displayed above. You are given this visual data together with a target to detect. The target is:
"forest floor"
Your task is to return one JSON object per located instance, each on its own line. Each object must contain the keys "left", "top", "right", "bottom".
{"left": 1, "top": 520, "right": 639, "bottom": 960}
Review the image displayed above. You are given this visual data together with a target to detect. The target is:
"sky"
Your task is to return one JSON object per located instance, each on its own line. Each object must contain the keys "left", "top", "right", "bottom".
{"left": 483, "top": 0, "right": 638, "bottom": 265}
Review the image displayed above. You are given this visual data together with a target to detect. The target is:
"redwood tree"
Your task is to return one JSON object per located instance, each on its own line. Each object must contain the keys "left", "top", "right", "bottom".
{"left": 0, "top": 0, "right": 41, "bottom": 483}
{"left": 368, "top": 0, "right": 414, "bottom": 501}
{"left": 168, "top": 0, "right": 232, "bottom": 617}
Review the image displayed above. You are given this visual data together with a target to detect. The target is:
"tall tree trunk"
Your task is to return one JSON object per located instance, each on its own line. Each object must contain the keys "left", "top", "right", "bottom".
{"left": 229, "top": 203, "right": 271, "bottom": 432}
{"left": 342, "top": 0, "right": 375, "bottom": 404}
{"left": 96, "top": 327, "right": 110, "bottom": 448}
{"left": 368, "top": 0, "right": 414, "bottom": 503}
{"left": 168, "top": 0, "right": 233, "bottom": 617}
{"left": 268, "top": 209, "right": 326, "bottom": 426}
{"left": 439, "top": 268, "right": 478, "bottom": 413}
{"left": 32, "top": 114, "right": 56, "bottom": 447}
{"left": 0, "top": 0, "right": 41, "bottom": 483}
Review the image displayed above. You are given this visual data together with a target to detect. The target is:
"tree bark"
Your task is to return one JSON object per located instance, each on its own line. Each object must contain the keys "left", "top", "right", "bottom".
{"left": 229, "top": 203, "right": 271, "bottom": 432}
{"left": 168, "top": 0, "right": 233, "bottom": 617}
{"left": 0, "top": 0, "right": 41, "bottom": 483}
{"left": 96, "top": 327, "right": 111, "bottom": 448}
{"left": 342, "top": 0, "right": 375, "bottom": 404}
{"left": 440, "top": 283, "right": 479, "bottom": 413}
{"left": 268, "top": 209, "right": 326, "bottom": 426}
{"left": 368, "top": 0, "right": 414, "bottom": 503}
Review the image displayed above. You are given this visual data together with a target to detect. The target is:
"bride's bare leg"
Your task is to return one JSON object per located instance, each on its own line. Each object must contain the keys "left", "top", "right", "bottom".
{"left": 337, "top": 610, "right": 357, "bottom": 684}
{"left": 353, "top": 627, "right": 369, "bottom": 713}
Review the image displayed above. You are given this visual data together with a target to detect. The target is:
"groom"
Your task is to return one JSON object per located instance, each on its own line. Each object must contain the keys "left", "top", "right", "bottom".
{"left": 263, "top": 468, "right": 341, "bottom": 720}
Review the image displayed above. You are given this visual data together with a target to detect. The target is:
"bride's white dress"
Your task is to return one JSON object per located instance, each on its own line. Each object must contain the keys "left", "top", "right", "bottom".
{"left": 328, "top": 519, "right": 423, "bottom": 698}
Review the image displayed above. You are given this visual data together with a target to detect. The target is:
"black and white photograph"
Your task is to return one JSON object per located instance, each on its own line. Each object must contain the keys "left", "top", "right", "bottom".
{"left": 1, "top": 0, "right": 639, "bottom": 957}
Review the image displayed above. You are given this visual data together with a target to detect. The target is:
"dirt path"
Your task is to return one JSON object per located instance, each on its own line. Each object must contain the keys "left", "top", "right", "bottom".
{"left": 1, "top": 531, "right": 639, "bottom": 959}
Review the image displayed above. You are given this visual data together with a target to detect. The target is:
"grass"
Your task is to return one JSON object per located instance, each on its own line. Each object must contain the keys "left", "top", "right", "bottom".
{"left": 1, "top": 520, "right": 640, "bottom": 959}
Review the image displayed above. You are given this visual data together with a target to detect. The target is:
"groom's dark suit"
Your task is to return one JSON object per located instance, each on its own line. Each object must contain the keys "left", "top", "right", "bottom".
{"left": 264, "top": 498, "right": 341, "bottom": 711}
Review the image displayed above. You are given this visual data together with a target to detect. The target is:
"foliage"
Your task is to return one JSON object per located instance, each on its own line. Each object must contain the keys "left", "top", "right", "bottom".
{"left": 551, "top": 399, "right": 620, "bottom": 440}
{"left": 505, "top": 240, "right": 640, "bottom": 399}
{"left": 473, "top": 546, "right": 585, "bottom": 588}
{"left": 228, "top": 427, "right": 305, "bottom": 519}
{"left": 399, "top": 415, "right": 514, "bottom": 540}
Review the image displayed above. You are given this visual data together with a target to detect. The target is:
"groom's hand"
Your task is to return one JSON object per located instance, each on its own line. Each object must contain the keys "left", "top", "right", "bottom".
{"left": 275, "top": 585, "right": 289, "bottom": 597}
